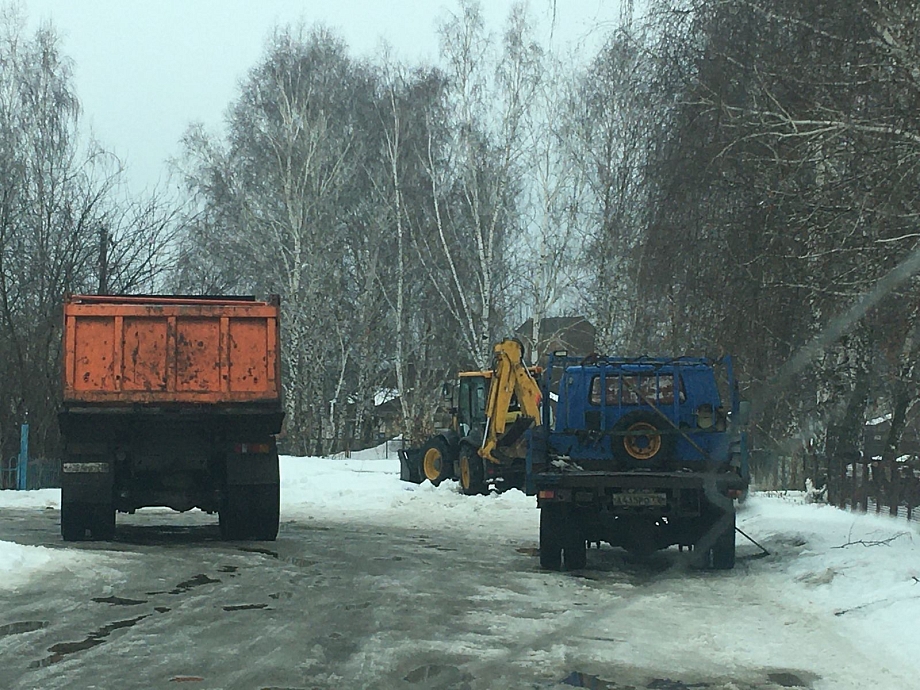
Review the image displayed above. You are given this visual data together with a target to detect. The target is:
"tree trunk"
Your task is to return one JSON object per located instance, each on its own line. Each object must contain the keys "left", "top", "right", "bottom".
{"left": 825, "top": 331, "right": 871, "bottom": 507}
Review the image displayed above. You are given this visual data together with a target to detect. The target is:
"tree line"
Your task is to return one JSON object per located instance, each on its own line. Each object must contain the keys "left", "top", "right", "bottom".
{"left": 3, "top": 0, "right": 920, "bottom": 493}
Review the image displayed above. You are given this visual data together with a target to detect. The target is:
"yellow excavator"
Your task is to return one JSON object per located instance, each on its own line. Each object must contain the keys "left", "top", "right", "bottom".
{"left": 398, "top": 339, "right": 543, "bottom": 494}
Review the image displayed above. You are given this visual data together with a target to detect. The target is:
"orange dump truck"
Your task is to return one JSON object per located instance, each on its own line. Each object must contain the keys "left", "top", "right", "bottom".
{"left": 59, "top": 295, "right": 284, "bottom": 541}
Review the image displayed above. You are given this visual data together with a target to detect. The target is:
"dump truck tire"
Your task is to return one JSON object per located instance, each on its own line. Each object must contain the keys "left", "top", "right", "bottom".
{"left": 90, "top": 504, "right": 116, "bottom": 541}
{"left": 61, "top": 501, "right": 89, "bottom": 541}
{"left": 251, "top": 483, "right": 280, "bottom": 541}
{"left": 219, "top": 487, "right": 247, "bottom": 540}
{"left": 420, "top": 436, "right": 452, "bottom": 486}
{"left": 220, "top": 484, "right": 279, "bottom": 541}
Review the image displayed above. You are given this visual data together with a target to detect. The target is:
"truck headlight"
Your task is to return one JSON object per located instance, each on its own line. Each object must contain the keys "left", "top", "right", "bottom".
{"left": 696, "top": 404, "right": 714, "bottom": 429}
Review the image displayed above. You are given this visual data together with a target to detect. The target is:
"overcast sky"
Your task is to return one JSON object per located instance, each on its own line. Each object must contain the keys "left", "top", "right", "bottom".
{"left": 19, "top": 1, "right": 619, "bottom": 195}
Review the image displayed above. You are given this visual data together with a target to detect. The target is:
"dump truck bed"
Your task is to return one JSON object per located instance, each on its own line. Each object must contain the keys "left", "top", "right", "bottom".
{"left": 62, "top": 295, "right": 282, "bottom": 406}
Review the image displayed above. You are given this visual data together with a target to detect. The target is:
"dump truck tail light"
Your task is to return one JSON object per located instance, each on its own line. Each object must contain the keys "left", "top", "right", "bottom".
{"left": 235, "top": 443, "right": 271, "bottom": 454}
{"left": 538, "top": 490, "right": 556, "bottom": 500}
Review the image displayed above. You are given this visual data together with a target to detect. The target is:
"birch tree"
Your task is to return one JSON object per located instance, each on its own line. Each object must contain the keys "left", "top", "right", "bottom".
{"left": 417, "top": 0, "right": 541, "bottom": 367}
{"left": 178, "top": 27, "right": 380, "bottom": 453}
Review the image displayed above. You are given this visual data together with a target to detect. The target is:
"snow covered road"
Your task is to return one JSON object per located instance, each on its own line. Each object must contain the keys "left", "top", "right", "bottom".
{"left": 1, "top": 450, "right": 919, "bottom": 689}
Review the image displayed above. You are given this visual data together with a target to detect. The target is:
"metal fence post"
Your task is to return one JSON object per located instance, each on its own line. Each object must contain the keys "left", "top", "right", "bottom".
{"left": 17, "top": 423, "right": 28, "bottom": 490}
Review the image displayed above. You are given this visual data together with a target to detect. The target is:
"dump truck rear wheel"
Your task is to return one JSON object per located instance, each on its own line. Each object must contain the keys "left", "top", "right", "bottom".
{"left": 90, "top": 504, "right": 116, "bottom": 541}
{"left": 420, "top": 436, "right": 452, "bottom": 486}
{"left": 219, "top": 487, "right": 246, "bottom": 540}
{"left": 61, "top": 502, "right": 88, "bottom": 541}
{"left": 459, "top": 444, "right": 486, "bottom": 495}
{"left": 220, "top": 484, "right": 280, "bottom": 541}
{"left": 251, "top": 483, "right": 280, "bottom": 541}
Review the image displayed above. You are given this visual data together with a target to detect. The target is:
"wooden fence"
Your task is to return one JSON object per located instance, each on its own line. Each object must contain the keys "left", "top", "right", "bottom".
{"left": 825, "top": 460, "right": 920, "bottom": 522}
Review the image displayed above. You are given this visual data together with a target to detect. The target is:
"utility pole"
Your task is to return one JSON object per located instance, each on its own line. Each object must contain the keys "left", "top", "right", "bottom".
{"left": 98, "top": 224, "right": 108, "bottom": 294}
{"left": 17, "top": 421, "right": 28, "bottom": 490}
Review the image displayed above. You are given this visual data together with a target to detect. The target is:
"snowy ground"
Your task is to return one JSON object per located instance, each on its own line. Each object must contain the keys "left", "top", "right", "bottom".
{"left": 0, "top": 447, "right": 919, "bottom": 689}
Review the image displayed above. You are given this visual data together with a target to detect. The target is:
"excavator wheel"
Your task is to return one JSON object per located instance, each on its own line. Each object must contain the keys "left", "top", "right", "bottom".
{"left": 419, "top": 436, "right": 453, "bottom": 486}
{"left": 458, "top": 443, "right": 486, "bottom": 495}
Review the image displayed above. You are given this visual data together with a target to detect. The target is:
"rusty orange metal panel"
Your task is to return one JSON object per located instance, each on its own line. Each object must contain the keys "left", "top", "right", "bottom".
{"left": 62, "top": 295, "right": 282, "bottom": 406}
{"left": 122, "top": 317, "right": 169, "bottom": 392}
{"left": 113, "top": 316, "right": 123, "bottom": 391}
{"left": 219, "top": 317, "right": 230, "bottom": 393}
{"left": 72, "top": 317, "right": 115, "bottom": 391}
{"left": 166, "top": 316, "right": 177, "bottom": 392}
{"left": 64, "top": 313, "right": 77, "bottom": 395}
{"left": 176, "top": 319, "right": 221, "bottom": 392}
{"left": 228, "top": 318, "right": 269, "bottom": 393}
{"left": 266, "top": 317, "right": 277, "bottom": 384}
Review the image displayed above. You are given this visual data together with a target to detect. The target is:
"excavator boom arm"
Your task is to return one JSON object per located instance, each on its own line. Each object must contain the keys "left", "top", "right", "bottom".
{"left": 480, "top": 339, "right": 542, "bottom": 463}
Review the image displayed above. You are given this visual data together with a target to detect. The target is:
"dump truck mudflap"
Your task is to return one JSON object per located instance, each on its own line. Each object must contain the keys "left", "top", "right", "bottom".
{"left": 60, "top": 448, "right": 116, "bottom": 541}
{"left": 61, "top": 460, "right": 113, "bottom": 502}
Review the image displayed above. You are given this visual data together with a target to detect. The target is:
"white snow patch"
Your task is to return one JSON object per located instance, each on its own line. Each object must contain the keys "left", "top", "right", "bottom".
{"left": 2, "top": 442, "right": 920, "bottom": 686}
{"left": 279, "top": 452, "right": 537, "bottom": 541}
{"left": 0, "top": 539, "right": 94, "bottom": 591}
{"left": 0, "top": 488, "right": 60, "bottom": 509}
{"left": 0, "top": 490, "right": 114, "bottom": 590}
{"left": 374, "top": 388, "right": 399, "bottom": 406}
{"left": 737, "top": 494, "right": 920, "bottom": 673}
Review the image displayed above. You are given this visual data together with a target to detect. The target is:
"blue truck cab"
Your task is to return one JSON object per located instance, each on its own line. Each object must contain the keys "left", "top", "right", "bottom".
{"left": 528, "top": 354, "right": 749, "bottom": 570}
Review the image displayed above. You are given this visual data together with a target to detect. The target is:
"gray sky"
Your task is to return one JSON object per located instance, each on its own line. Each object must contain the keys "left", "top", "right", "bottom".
{"left": 20, "top": 1, "right": 618, "bottom": 195}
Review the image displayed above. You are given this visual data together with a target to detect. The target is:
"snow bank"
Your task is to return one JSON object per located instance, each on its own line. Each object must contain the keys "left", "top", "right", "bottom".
{"left": 738, "top": 493, "right": 920, "bottom": 672}
{"left": 0, "top": 489, "right": 92, "bottom": 591}
{"left": 279, "top": 452, "right": 537, "bottom": 541}
{"left": 0, "top": 488, "right": 60, "bottom": 509}
{"left": 3, "top": 443, "right": 920, "bottom": 673}
{"left": 0, "top": 539, "right": 91, "bottom": 591}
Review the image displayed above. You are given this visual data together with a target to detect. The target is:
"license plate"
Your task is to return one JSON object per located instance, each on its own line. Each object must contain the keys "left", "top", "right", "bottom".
{"left": 62, "top": 462, "right": 110, "bottom": 473}
{"left": 611, "top": 492, "right": 667, "bottom": 507}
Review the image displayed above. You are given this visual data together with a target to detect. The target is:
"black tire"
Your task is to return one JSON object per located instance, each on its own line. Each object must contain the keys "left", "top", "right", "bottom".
{"left": 541, "top": 506, "right": 587, "bottom": 570}
{"left": 710, "top": 510, "right": 736, "bottom": 570}
{"left": 419, "top": 436, "right": 453, "bottom": 486}
{"left": 61, "top": 502, "right": 88, "bottom": 542}
{"left": 539, "top": 506, "right": 563, "bottom": 570}
{"left": 220, "top": 483, "right": 280, "bottom": 541}
{"left": 90, "top": 504, "right": 116, "bottom": 541}
{"left": 560, "top": 509, "right": 587, "bottom": 570}
{"left": 219, "top": 486, "right": 247, "bottom": 540}
{"left": 251, "top": 483, "right": 280, "bottom": 541}
{"left": 563, "top": 523, "right": 588, "bottom": 571}
{"left": 611, "top": 410, "right": 675, "bottom": 469}
{"left": 458, "top": 444, "right": 486, "bottom": 495}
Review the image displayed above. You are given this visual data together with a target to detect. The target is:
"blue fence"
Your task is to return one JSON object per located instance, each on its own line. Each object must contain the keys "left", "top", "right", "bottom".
{"left": 1, "top": 456, "right": 60, "bottom": 490}
{"left": 1, "top": 425, "right": 61, "bottom": 490}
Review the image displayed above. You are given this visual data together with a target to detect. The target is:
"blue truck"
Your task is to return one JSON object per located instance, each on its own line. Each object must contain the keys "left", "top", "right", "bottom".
{"left": 527, "top": 353, "right": 749, "bottom": 570}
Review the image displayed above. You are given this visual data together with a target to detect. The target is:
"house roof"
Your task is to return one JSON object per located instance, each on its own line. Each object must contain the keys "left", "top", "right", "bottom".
{"left": 515, "top": 316, "right": 596, "bottom": 360}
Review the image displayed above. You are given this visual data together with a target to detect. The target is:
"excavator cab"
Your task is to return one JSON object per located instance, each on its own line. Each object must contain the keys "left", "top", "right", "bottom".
{"left": 456, "top": 373, "right": 489, "bottom": 438}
